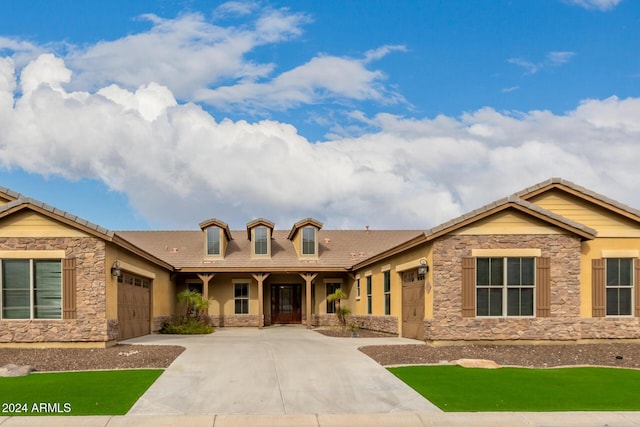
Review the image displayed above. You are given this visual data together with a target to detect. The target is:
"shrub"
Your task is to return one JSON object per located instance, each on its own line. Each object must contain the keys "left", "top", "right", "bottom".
{"left": 160, "top": 317, "right": 213, "bottom": 335}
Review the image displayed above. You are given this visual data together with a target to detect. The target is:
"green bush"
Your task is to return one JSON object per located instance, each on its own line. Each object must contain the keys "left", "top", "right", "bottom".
{"left": 160, "top": 318, "right": 213, "bottom": 335}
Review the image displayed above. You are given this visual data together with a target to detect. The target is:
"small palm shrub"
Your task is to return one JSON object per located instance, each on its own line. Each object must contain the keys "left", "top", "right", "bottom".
{"left": 160, "top": 290, "right": 214, "bottom": 334}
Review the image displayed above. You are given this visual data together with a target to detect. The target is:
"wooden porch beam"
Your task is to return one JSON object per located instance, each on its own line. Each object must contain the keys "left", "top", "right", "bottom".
{"left": 251, "top": 273, "right": 270, "bottom": 328}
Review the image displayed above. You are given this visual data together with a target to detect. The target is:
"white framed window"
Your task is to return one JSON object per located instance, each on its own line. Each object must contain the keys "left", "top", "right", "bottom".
{"left": 606, "top": 258, "right": 633, "bottom": 316}
{"left": 302, "top": 227, "right": 316, "bottom": 255}
{"left": 1, "top": 259, "right": 62, "bottom": 319}
{"left": 254, "top": 227, "right": 268, "bottom": 255}
{"left": 356, "top": 277, "right": 361, "bottom": 300}
{"left": 326, "top": 282, "right": 340, "bottom": 313}
{"left": 383, "top": 271, "right": 391, "bottom": 315}
{"left": 206, "top": 227, "right": 221, "bottom": 256}
{"left": 234, "top": 283, "right": 249, "bottom": 314}
{"left": 476, "top": 257, "right": 535, "bottom": 317}
{"left": 366, "top": 276, "right": 372, "bottom": 315}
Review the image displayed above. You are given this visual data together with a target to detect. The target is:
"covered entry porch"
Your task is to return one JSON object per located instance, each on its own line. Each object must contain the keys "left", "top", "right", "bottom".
{"left": 175, "top": 271, "right": 349, "bottom": 328}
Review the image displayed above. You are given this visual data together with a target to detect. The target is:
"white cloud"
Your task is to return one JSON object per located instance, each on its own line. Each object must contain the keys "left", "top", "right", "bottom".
{"left": 563, "top": 0, "right": 622, "bottom": 11}
{"left": 0, "top": 7, "right": 401, "bottom": 118}
{"left": 509, "top": 51, "right": 576, "bottom": 75}
{"left": 1, "top": 54, "right": 639, "bottom": 230}
{"left": 195, "top": 54, "right": 404, "bottom": 110}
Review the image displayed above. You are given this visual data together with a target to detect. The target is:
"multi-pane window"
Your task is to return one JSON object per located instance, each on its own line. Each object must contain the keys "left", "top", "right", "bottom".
{"left": 383, "top": 271, "right": 391, "bottom": 315}
{"left": 206, "top": 227, "right": 220, "bottom": 256}
{"left": 302, "top": 227, "right": 316, "bottom": 255}
{"left": 366, "top": 276, "right": 372, "bottom": 315}
{"left": 356, "top": 278, "right": 361, "bottom": 299}
{"left": 606, "top": 258, "right": 633, "bottom": 316}
{"left": 234, "top": 283, "right": 249, "bottom": 314}
{"left": 476, "top": 257, "right": 535, "bottom": 317}
{"left": 254, "top": 227, "right": 268, "bottom": 255}
{"left": 1, "top": 259, "right": 62, "bottom": 319}
{"left": 326, "top": 283, "right": 340, "bottom": 313}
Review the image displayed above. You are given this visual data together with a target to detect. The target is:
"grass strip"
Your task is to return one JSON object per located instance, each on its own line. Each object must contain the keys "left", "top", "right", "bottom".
{"left": 0, "top": 369, "right": 163, "bottom": 416}
{"left": 389, "top": 365, "right": 640, "bottom": 412}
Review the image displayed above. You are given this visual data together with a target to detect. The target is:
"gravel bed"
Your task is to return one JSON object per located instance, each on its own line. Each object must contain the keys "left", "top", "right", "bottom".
{"left": 3, "top": 336, "right": 639, "bottom": 372}
{"left": 0, "top": 345, "right": 185, "bottom": 372}
{"left": 359, "top": 343, "right": 640, "bottom": 368}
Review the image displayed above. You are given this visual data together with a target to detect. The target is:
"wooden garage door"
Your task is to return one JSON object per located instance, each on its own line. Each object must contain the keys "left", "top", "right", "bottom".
{"left": 402, "top": 270, "right": 425, "bottom": 340}
{"left": 118, "top": 273, "right": 151, "bottom": 340}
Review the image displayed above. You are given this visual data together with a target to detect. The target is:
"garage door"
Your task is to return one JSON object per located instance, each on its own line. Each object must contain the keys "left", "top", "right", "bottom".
{"left": 118, "top": 273, "right": 151, "bottom": 340}
{"left": 402, "top": 270, "right": 425, "bottom": 340}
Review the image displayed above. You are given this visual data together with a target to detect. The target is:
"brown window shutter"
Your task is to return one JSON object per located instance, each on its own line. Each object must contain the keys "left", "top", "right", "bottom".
{"left": 461, "top": 257, "right": 475, "bottom": 317}
{"left": 592, "top": 258, "right": 605, "bottom": 317}
{"left": 635, "top": 259, "right": 640, "bottom": 317}
{"left": 62, "top": 258, "right": 77, "bottom": 320}
{"left": 536, "top": 257, "right": 551, "bottom": 317}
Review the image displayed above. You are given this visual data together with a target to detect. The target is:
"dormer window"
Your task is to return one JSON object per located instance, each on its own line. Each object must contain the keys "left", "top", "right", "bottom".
{"left": 288, "top": 218, "right": 322, "bottom": 259}
{"left": 255, "top": 227, "right": 268, "bottom": 255}
{"left": 247, "top": 218, "right": 275, "bottom": 258}
{"left": 206, "top": 227, "right": 221, "bottom": 256}
{"left": 199, "top": 218, "right": 232, "bottom": 259}
{"left": 302, "top": 227, "right": 316, "bottom": 255}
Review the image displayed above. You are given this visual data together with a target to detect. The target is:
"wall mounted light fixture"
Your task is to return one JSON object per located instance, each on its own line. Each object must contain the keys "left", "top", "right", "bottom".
{"left": 417, "top": 258, "right": 429, "bottom": 275}
{"left": 111, "top": 261, "right": 122, "bottom": 277}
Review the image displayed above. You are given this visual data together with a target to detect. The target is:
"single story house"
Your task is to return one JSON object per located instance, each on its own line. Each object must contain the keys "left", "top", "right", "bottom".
{"left": 1, "top": 177, "right": 639, "bottom": 347}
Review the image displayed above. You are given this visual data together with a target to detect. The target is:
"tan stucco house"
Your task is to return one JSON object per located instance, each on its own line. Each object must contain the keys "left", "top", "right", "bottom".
{"left": 1, "top": 178, "right": 639, "bottom": 347}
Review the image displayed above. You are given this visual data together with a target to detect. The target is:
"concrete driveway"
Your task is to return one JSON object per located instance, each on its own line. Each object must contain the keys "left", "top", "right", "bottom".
{"left": 123, "top": 326, "right": 439, "bottom": 415}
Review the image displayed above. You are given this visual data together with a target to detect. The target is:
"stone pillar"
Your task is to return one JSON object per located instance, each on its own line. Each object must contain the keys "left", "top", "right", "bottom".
{"left": 251, "top": 273, "right": 270, "bottom": 328}
{"left": 299, "top": 273, "right": 318, "bottom": 329}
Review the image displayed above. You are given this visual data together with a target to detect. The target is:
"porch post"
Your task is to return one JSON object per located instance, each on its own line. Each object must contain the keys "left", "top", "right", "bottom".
{"left": 251, "top": 273, "right": 270, "bottom": 328}
{"left": 299, "top": 273, "right": 318, "bottom": 329}
{"left": 197, "top": 273, "right": 215, "bottom": 300}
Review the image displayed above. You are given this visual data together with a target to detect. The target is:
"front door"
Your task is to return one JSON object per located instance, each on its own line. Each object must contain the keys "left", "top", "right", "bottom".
{"left": 271, "top": 284, "right": 302, "bottom": 324}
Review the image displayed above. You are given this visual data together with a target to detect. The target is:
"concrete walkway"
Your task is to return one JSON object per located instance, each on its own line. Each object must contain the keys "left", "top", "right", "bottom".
{"left": 125, "top": 325, "right": 438, "bottom": 415}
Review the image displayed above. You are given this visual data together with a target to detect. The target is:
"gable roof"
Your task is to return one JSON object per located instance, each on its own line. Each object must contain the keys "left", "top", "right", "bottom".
{"left": 246, "top": 218, "right": 275, "bottom": 239}
{"left": 0, "top": 185, "right": 21, "bottom": 203}
{"left": 352, "top": 193, "right": 598, "bottom": 271}
{"left": 0, "top": 197, "right": 174, "bottom": 270}
{"left": 288, "top": 218, "right": 323, "bottom": 240}
{"left": 423, "top": 196, "right": 597, "bottom": 242}
{"left": 515, "top": 177, "right": 640, "bottom": 223}
{"left": 198, "top": 218, "right": 233, "bottom": 241}
{"left": 0, "top": 197, "right": 114, "bottom": 238}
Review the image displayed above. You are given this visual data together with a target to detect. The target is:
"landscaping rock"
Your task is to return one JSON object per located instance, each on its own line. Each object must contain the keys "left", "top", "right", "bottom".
{"left": 452, "top": 358, "right": 500, "bottom": 369}
{"left": 0, "top": 363, "right": 34, "bottom": 377}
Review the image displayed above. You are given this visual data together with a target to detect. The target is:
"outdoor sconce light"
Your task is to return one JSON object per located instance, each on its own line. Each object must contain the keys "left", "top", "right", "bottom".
{"left": 111, "top": 261, "right": 122, "bottom": 278}
{"left": 417, "top": 259, "right": 429, "bottom": 275}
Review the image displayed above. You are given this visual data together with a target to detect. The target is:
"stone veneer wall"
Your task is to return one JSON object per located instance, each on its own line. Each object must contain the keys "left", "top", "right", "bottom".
{"left": 0, "top": 237, "right": 112, "bottom": 344}
{"left": 350, "top": 315, "right": 398, "bottom": 335}
{"left": 427, "top": 234, "right": 585, "bottom": 342}
{"left": 312, "top": 314, "right": 340, "bottom": 327}
{"left": 209, "top": 314, "right": 261, "bottom": 327}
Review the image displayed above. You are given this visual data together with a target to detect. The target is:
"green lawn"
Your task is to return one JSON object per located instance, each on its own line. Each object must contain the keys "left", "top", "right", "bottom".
{"left": 389, "top": 365, "right": 640, "bottom": 412}
{"left": 0, "top": 370, "right": 163, "bottom": 416}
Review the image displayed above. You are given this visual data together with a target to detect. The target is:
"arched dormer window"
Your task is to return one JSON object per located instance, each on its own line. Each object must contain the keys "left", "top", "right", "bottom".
{"left": 199, "top": 218, "right": 232, "bottom": 259}
{"left": 247, "top": 218, "right": 275, "bottom": 258}
{"left": 206, "top": 227, "right": 221, "bottom": 256}
{"left": 302, "top": 227, "right": 316, "bottom": 255}
{"left": 288, "top": 218, "right": 323, "bottom": 259}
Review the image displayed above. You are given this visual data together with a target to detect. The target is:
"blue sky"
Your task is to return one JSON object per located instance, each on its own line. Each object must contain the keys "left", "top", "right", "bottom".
{"left": 0, "top": 0, "right": 638, "bottom": 231}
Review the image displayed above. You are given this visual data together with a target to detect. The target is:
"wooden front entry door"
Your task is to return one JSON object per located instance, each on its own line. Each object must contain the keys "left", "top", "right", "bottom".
{"left": 271, "top": 284, "right": 302, "bottom": 324}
